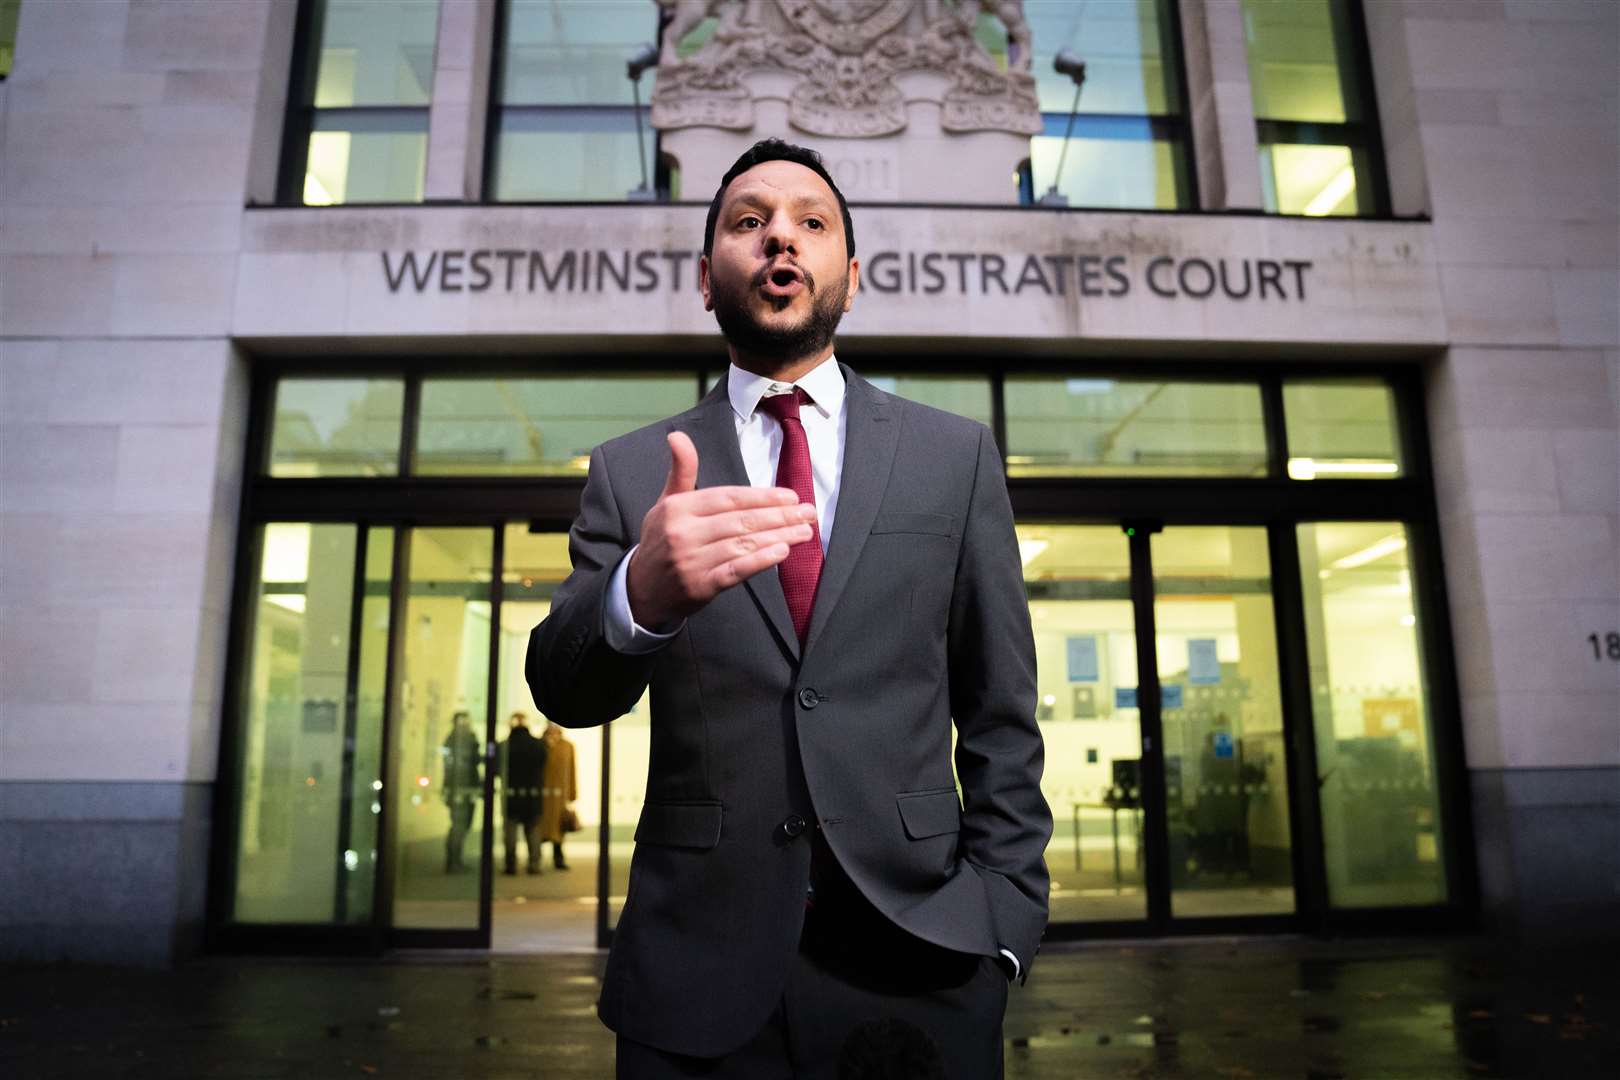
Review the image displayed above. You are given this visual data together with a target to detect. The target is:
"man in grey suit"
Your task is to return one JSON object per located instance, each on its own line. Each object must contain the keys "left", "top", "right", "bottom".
{"left": 528, "top": 139, "right": 1050, "bottom": 1079}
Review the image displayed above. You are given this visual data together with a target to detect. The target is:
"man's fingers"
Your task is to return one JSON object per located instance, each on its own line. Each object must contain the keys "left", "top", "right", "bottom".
{"left": 691, "top": 523, "right": 814, "bottom": 567}
{"left": 675, "top": 484, "right": 802, "bottom": 515}
{"left": 684, "top": 503, "right": 819, "bottom": 546}
{"left": 660, "top": 431, "right": 700, "bottom": 499}
{"left": 706, "top": 542, "right": 792, "bottom": 592}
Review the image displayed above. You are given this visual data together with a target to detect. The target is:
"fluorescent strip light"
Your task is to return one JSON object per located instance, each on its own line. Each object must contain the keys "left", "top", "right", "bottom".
{"left": 1019, "top": 539, "right": 1049, "bottom": 568}
{"left": 1303, "top": 165, "right": 1356, "bottom": 217}
{"left": 1330, "top": 535, "right": 1407, "bottom": 570}
{"left": 1288, "top": 457, "right": 1401, "bottom": 479}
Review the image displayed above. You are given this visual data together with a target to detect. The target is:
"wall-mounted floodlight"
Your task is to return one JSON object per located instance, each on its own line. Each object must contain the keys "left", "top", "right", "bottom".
{"left": 626, "top": 43, "right": 661, "bottom": 201}
{"left": 1040, "top": 49, "right": 1088, "bottom": 208}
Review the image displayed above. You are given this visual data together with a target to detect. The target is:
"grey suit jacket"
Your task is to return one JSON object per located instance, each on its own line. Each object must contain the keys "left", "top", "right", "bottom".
{"left": 526, "top": 364, "right": 1051, "bottom": 1057}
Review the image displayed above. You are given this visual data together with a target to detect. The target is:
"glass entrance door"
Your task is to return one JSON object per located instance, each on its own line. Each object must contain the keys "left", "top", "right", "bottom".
{"left": 1022, "top": 524, "right": 1147, "bottom": 922}
{"left": 1024, "top": 522, "right": 1299, "bottom": 930}
{"left": 375, "top": 521, "right": 649, "bottom": 948}
{"left": 1151, "top": 527, "right": 1295, "bottom": 917}
{"left": 386, "top": 527, "right": 495, "bottom": 939}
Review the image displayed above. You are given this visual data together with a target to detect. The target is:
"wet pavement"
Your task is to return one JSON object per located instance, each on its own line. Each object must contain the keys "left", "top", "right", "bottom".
{"left": 1, "top": 936, "right": 1615, "bottom": 1079}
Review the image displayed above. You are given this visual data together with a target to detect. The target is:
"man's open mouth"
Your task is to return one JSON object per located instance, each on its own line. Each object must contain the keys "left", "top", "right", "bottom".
{"left": 759, "top": 263, "right": 807, "bottom": 297}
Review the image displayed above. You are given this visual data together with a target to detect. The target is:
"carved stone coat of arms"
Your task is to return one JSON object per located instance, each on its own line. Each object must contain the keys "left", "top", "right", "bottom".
{"left": 652, "top": 0, "right": 1041, "bottom": 139}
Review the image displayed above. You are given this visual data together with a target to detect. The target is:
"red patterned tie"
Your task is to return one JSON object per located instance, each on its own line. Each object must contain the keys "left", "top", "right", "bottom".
{"left": 758, "top": 388, "right": 823, "bottom": 645}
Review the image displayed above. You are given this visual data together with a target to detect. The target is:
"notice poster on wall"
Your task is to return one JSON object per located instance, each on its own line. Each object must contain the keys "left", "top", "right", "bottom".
{"left": 1067, "top": 636, "right": 1100, "bottom": 683}
{"left": 1188, "top": 638, "right": 1221, "bottom": 685}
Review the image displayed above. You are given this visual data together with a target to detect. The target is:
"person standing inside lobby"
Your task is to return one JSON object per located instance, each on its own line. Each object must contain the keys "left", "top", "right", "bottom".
{"left": 498, "top": 712, "right": 548, "bottom": 875}
{"left": 537, "top": 721, "right": 577, "bottom": 871}
{"left": 441, "top": 710, "right": 482, "bottom": 875}
{"left": 528, "top": 139, "right": 1050, "bottom": 1078}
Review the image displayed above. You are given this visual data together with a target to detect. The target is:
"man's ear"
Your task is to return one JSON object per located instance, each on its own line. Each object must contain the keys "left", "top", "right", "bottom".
{"left": 843, "top": 257, "right": 860, "bottom": 312}
{"left": 699, "top": 254, "right": 713, "bottom": 311}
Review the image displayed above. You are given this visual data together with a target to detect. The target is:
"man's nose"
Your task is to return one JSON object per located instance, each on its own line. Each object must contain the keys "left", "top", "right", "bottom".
{"left": 761, "top": 212, "right": 797, "bottom": 256}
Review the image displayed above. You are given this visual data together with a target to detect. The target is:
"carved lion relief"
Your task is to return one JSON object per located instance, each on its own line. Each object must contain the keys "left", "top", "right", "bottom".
{"left": 651, "top": 0, "right": 1040, "bottom": 139}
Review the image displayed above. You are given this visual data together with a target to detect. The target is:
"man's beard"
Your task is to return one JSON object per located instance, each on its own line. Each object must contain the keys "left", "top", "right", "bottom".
{"left": 710, "top": 261, "right": 849, "bottom": 362}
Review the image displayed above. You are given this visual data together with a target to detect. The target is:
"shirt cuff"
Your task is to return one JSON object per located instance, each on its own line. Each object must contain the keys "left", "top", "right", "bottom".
{"left": 998, "top": 948, "right": 1021, "bottom": 981}
{"left": 604, "top": 545, "right": 684, "bottom": 654}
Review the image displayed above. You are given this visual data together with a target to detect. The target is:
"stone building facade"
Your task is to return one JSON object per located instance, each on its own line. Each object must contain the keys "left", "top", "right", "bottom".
{"left": 0, "top": 0, "right": 1615, "bottom": 964}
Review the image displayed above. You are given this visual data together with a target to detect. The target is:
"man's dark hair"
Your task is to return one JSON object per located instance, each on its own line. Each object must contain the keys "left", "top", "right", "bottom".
{"left": 703, "top": 138, "right": 855, "bottom": 261}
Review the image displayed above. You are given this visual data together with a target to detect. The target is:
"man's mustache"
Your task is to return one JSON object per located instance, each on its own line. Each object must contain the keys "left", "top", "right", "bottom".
{"left": 751, "top": 260, "right": 816, "bottom": 292}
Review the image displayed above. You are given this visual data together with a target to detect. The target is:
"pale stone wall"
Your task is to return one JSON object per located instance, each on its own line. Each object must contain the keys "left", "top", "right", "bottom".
{"left": 1366, "top": 0, "right": 1620, "bottom": 938}
{"left": 0, "top": 0, "right": 269, "bottom": 962}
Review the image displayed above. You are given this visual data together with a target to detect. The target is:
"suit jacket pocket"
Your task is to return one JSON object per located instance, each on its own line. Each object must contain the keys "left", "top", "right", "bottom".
{"left": 634, "top": 801, "right": 722, "bottom": 849}
{"left": 897, "top": 788, "right": 962, "bottom": 840}
{"left": 871, "top": 512, "right": 957, "bottom": 537}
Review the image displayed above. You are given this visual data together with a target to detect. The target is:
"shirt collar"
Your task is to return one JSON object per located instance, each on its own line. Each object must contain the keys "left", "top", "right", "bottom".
{"left": 728, "top": 355, "right": 845, "bottom": 424}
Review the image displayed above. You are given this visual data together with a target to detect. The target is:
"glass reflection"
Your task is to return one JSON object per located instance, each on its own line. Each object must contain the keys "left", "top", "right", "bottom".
{"left": 268, "top": 378, "right": 404, "bottom": 478}
{"left": 492, "top": 525, "right": 614, "bottom": 950}
{"left": 1004, "top": 377, "right": 1268, "bottom": 477}
{"left": 1260, "top": 143, "right": 1359, "bottom": 217}
{"left": 309, "top": 0, "right": 438, "bottom": 108}
{"left": 1021, "top": 524, "right": 1146, "bottom": 922}
{"left": 1029, "top": 125, "right": 1183, "bottom": 210}
{"left": 304, "top": 126, "right": 427, "bottom": 205}
{"left": 1027, "top": 0, "right": 1178, "bottom": 115}
{"left": 389, "top": 528, "right": 492, "bottom": 930}
{"left": 491, "top": 0, "right": 659, "bottom": 202}
{"left": 0, "top": 0, "right": 18, "bottom": 79}
{"left": 1284, "top": 378, "right": 1403, "bottom": 480}
{"left": 414, "top": 376, "right": 698, "bottom": 476}
{"left": 1023, "top": 0, "right": 1187, "bottom": 209}
{"left": 1242, "top": 0, "right": 1356, "bottom": 124}
{"left": 489, "top": 117, "right": 650, "bottom": 203}
{"left": 1298, "top": 522, "right": 1446, "bottom": 908}
{"left": 863, "top": 374, "right": 994, "bottom": 429}
{"left": 296, "top": 0, "right": 438, "bottom": 205}
{"left": 1153, "top": 527, "right": 1294, "bottom": 917}
{"left": 233, "top": 524, "right": 367, "bottom": 923}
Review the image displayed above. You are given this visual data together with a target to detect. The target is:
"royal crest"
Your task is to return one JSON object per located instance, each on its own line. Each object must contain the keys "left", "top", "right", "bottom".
{"left": 652, "top": 0, "right": 1040, "bottom": 139}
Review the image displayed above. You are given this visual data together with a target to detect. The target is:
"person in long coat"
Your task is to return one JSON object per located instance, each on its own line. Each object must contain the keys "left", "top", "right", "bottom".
{"left": 499, "top": 712, "right": 548, "bottom": 874}
{"left": 537, "top": 721, "right": 577, "bottom": 869}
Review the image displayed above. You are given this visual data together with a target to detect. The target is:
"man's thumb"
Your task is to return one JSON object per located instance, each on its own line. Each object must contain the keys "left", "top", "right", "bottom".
{"left": 661, "top": 430, "right": 699, "bottom": 497}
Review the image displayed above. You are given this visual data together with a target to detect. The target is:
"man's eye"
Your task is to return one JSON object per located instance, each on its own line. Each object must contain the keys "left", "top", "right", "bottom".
{"left": 805, "top": 219, "right": 824, "bottom": 230}
{"left": 739, "top": 216, "right": 761, "bottom": 228}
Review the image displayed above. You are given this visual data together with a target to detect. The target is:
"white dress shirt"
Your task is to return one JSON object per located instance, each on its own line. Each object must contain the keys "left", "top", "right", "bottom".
{"left": 604, "top": 356, "right": 847, "bottom": 651}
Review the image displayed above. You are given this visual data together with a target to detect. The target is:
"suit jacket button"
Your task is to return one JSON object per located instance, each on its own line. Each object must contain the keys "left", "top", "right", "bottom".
{"left": 798, "top": 687, "right": 819, "bottom": 709}
{"left": 778, "top": 814, "right": 807, "bottom": 841}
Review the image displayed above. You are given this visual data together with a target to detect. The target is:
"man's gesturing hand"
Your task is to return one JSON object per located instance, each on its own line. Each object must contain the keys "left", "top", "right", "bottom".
{"left": 626, "top": 431, "right": 817, "bottom": 629}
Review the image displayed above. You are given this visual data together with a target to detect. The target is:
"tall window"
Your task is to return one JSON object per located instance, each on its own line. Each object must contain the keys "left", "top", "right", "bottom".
{"left": 0, "top": 0, "right": 19, "bottom": 79}
{"left": 488, "top": 0, "right": 662, "bottom": 202}
{"left": 1020, "top": 0, "right": 1192, "bottom": 209}
{"left": 279, "top": 0, "right": 440, "bottom": 205}
{"left": 1242, "top": 0, "right": 1386, "bottom": 216}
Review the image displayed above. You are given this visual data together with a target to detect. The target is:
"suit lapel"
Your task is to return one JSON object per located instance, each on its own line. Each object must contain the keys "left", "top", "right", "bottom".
{"left": 680, "top": 381, "right": 802, "bottom": 663}
{"left": 803, "top": 365, "right": 898, "bottom": 658}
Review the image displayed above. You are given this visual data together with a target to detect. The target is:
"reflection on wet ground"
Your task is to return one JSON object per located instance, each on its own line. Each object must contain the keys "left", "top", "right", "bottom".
{"left": 0, "top": 936, "right": 1614, "bottom": 1079}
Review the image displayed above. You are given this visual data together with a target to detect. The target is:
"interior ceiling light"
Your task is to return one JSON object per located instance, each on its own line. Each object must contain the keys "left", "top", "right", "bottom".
{"left": 1288, "top": 457, "right": 1401, "bottom": 480}
{"left": 1302, "top": 165, "right": 1355, "bottom": 217}
{"left": 1018, "top": 539, "right": 1049, "bottom": 567}
{"left": 1330, "top": 535, "right": 1407, "bottom": 570}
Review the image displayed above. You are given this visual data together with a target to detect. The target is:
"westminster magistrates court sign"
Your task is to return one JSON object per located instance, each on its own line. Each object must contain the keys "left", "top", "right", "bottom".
{"left": 232, "top": 204, "right": 1443, "bottom": 348}
{"left": 381, "top": 248, "right": 1317, "bottom": 303}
